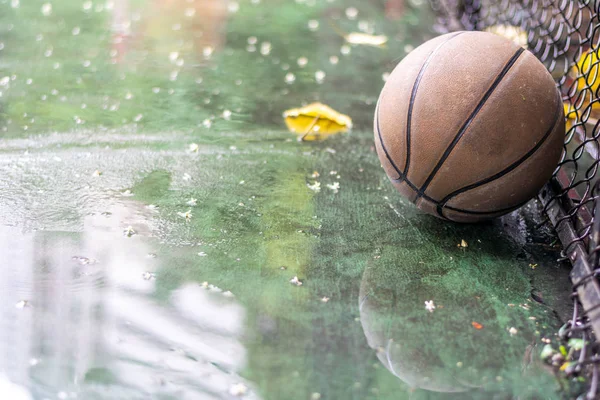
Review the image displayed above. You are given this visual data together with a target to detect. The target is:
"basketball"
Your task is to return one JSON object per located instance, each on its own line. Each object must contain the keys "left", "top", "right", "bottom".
{"left": 374, "top": 31, "right": 564, "bottom": 223}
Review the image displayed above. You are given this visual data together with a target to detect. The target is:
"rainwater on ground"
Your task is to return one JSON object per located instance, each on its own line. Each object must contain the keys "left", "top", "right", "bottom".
{"left": 0, "top": 1, "right": 574, "bottom": 399}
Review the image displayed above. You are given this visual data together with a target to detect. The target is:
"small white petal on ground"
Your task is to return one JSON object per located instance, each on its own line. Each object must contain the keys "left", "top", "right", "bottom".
{"left": 307, "top": 181, "right": 321, "bottom": 192}
{"left": 425, "top": 300, "right": 435, "bottom": 312}
{"left": 142, "top": 272, "right": 156, "bottom": 281}
{"left": 290, "top": 276, "right": 303, "bottom": 286}
{"left": 229, "top": 383, "right": 248, "bottom": 396}
{"left": 178, "top": 210, "right": 193, "bottom": 221}
{"left": 326, "top": 182, "right": 340, "bottom": 193}
{"left": 208, "top": 284, "right": 222, "bottom": 293}
{"left": 15, "top": 300, "right": 30, "bottom": 309}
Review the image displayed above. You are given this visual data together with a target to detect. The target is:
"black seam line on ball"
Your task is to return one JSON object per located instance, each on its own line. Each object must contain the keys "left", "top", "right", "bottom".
{"left": 442, "top": 198, "right": 530, "bottom": 216}
{"left": 395, "top": 174, "right": 527, "bottom": 216}
{"left": 375, "top": 101, "right": 404, "bottom": 181}
{"left": 414, "top": 47, "right": 526, "bottom": 201}
{"left": 435, "top": 92, "right": 563, "bottom": 219}
{"left": 404, "top": 31, "right": 466, "bottom": 178}
{"left": 394, "top": 176, "right": 438, "bottom": 203}
{"left": 375, "top": 32, "right": 465, "bottom": 182}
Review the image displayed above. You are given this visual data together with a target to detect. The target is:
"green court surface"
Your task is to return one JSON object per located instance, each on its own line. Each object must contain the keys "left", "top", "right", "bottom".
{"left": 0, "top": 1, "right": 576, "bottom": 399}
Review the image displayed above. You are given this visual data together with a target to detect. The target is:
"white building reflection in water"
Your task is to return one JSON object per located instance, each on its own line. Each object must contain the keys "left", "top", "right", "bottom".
{"left": 0, "top": 201, "right": 257, "bottom": 400}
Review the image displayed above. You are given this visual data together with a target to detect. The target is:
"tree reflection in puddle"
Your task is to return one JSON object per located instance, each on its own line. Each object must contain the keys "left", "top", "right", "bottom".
{"left": 0, "top": 201, "right": 257, "bottom": 400}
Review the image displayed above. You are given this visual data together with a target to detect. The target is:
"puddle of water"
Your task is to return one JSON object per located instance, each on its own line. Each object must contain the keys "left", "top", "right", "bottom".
{"left": 0, "top": 202, "right": 255, "bottom": 400}
{"left": 0, "top": 134, "right": 571, "bottom": 400}
{"left": 0, "top": 0, "right": 574, "bottom": 399}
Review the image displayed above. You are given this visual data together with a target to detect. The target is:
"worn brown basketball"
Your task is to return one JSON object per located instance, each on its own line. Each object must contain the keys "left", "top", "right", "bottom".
{"left": 374, "top": 31, "right": 564, "bottom": 223}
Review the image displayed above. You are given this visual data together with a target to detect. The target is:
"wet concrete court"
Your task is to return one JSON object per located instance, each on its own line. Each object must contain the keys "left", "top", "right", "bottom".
{"left": 0, "top": 1, "right": 575, "bottom": 399}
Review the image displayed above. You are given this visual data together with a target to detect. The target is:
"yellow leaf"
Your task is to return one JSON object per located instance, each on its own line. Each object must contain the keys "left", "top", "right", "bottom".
{"left": 344, "top": 33, "right": 388, "bottom": 47}
{"left": 283, "top": 102, "right": 353, "bottom": 141}
{"left": 562, "top": 49, "right": 600, "bottom": 130}
{"left": 564, "top": 102, "right": 577, "bottom": 131}
{"left": 485, "top": 25, "right": 528, "bottom": 49}
{"left": 573, "top": 48, "right": 600, "bottom": 94}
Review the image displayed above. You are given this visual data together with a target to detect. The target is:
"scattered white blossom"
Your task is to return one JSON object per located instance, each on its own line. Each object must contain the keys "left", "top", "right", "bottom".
{"left": 208, "top": 284, "right": 222, "bottom": 292}
{"left": 307, "top": 181, "right": 321, "bottom": 192}
{"left": 425, "top": 300, "right": 435, "bottom": 312}
{"left": 315, "top": 70, "right": 326, "bottom": 84}
{"left": 142, "top": 272, "right": 156, "bottom": 281}
{"left": 178, "top": 210, "right": 193, "bottom": 221}
{"left": 72, "top": 256, "right": 98, "bottom": 265}
{"left": 188, "top": 143, "right": 199, "bottom": 153}
{"left": 15, "top": 300, "right": 30, "bottom": 309}
{"left": 290, "top": 276, "right": 303, "bottom": 286}
{"left": 326, "top": 182, "right": 340, "bottom": 193}
{"left": 229, "top": 383, "right": 248, "bottom": 396}
{"left": 41, "top": 3, "right": 52, "bottom": 16}
{"left": 187, "top": 198, "right": 197, "bottom": 206}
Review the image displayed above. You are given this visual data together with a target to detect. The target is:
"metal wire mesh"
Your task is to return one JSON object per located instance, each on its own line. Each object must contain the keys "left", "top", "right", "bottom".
{"left": 429, "top": 1, "right": 600, "bottom": 397}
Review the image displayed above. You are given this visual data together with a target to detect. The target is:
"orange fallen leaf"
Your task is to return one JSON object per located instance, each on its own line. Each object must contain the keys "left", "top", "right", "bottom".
{"left": 471, "top": 321, "right": 484, "bottom": 330}
{"left": 283, "top": 102, "right": 352, "bottom": 141}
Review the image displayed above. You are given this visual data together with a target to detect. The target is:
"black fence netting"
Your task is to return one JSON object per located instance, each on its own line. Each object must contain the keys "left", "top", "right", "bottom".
{"left": 430, "top": 1, "right": 600, "bottom": 397}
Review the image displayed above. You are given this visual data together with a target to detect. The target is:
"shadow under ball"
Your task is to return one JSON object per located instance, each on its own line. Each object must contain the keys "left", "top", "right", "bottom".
{"left": 374, "top": 31, "right": 564, "bottom": 223}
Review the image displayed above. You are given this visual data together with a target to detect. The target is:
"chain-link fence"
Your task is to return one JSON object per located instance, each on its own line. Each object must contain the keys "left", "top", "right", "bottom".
{"left": 430, "top": 1, "right": 600, "bottom": 397}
